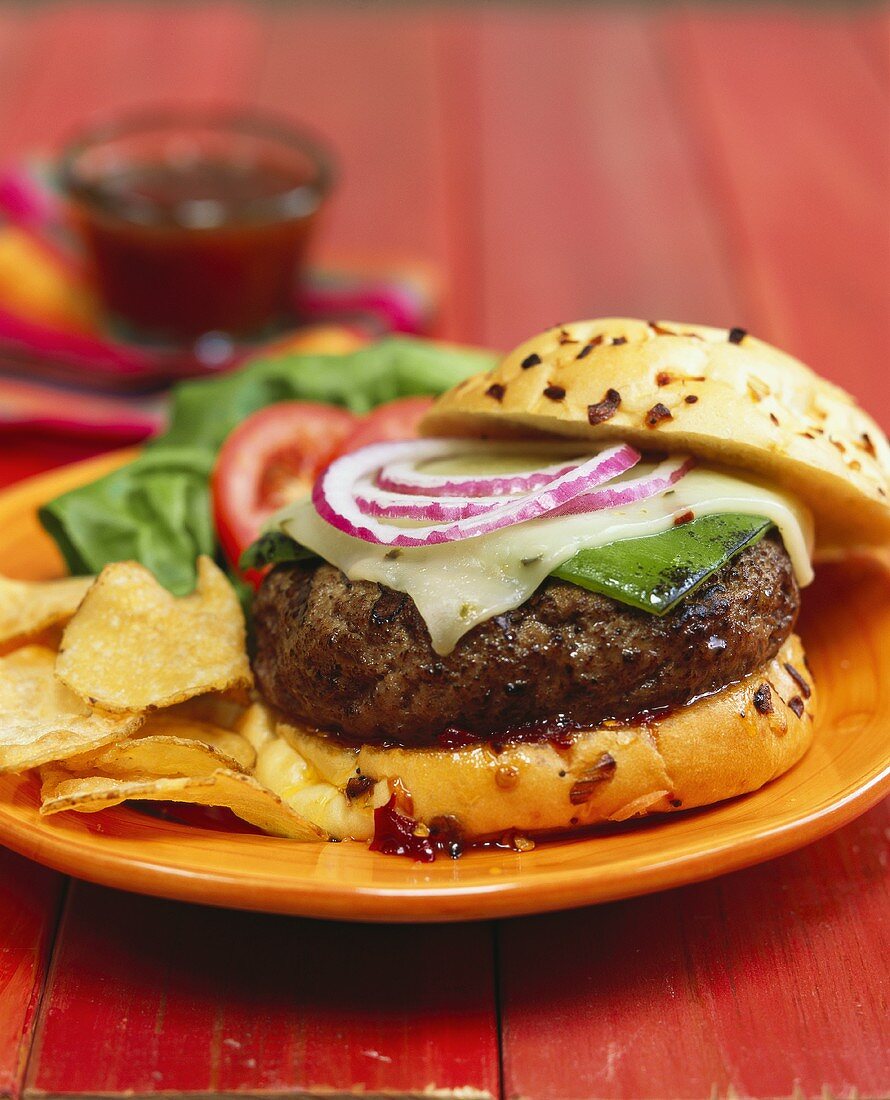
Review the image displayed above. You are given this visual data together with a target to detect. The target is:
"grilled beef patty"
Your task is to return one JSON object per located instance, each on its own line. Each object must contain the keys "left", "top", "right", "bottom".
{"left": 252, "top": 535, "right": 799, "bottom": 746}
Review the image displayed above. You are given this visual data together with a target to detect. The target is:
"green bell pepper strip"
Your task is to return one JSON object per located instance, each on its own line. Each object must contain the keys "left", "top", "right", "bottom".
{"left": 552, "top": 512, "right": 772, "bottom": 614}
{"left": 242, "top": 512, "right": 774, "bottom": 617}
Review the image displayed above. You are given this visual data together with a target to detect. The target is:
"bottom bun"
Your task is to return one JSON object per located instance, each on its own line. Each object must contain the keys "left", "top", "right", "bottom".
{"left": 259, "top": 634, "right": 816, "bottom": 842}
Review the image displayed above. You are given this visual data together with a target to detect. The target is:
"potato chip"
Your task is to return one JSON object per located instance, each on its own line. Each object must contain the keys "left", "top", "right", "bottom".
{"left": 0, "top": 572, "right": 93, "bottom": 648}
{"left": 40, "top": 763, "right": 324, "bottom": 840}
{"left": 40, "top": 767, "right": 208, "bottom": 812}
{"left": 56, "top": 556, "right": 252, "bottom": 713}
{"left": 64, "top": 731, "right": 252, "bottom": 780}
{"left": 0, "top": 645, "right": 142, "bottom": 772}
{"left": 165, "top": 694, "right": 246, "bottom": 730}
{"left": 137, "top": 715, "right": 257, "bottom": 771}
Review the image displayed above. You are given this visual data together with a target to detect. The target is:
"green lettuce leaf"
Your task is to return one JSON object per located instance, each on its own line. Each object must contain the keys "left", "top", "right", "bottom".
{"left": 38, "top": 448, "right": 216, "bottom": 596}
{"left": 159, "top": 336, "right": 497, "bottom": 453}
{"left": 553, "top": 512, "right": 772, "bottom": 614}
{"left": 39, "top": 337, "right": 495, "bottom": 593}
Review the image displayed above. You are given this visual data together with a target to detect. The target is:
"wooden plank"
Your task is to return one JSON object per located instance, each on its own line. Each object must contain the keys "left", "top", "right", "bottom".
{"left": 461, "top": 6, "right": 738, "bottom": 352}
{"left": 25, "top": 883, "right": 499, "bottom": 1098}
{"left": 0, "top": 7, "right": 26, "bottom": 102}
{"left": 430, "top": 14, "right": 488, "bottom": 344}
{"left": 0, "top": 2, "right": 266, "bottom": 161}
{"left": 253, "top": 6, "right": 460, "bottom": 336}
{"left": 660, "top": 8, "right": 890, "bottom": 422}
{"left": 500, "top": 800, "right": 890, "bottom": 1100}
{"left": 0, "top": 850, "right": 65, "bottom": 1100}
{"left": 848, "top": 7, "right": 890, "bottom": 88}
{"left": 0, "top": 9, "right": 36, "bottom": 165}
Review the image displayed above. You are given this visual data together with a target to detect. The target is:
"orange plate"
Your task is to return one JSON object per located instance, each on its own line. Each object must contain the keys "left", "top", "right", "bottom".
{"left": 0, "top": 452, "right": 887, "bottom": 923}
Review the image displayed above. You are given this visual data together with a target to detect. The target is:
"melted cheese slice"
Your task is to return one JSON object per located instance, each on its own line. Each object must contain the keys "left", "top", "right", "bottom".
{"left": 275, "top": 464, "right": 814, "bottom": 656}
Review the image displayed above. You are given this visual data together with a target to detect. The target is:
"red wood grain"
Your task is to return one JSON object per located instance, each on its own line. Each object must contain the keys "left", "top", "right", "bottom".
{"left": 454, "top": 7, "right": 739, "bottom": 351}
{"left": 0, "top": 3, "right": 266, "bottom": 159}
{"left": 25, "top": 884, "right": 499, "bottom": 1097}
{"left": 253, "top": 7, "right": 461, "bottom": 335}
{"left": 430, "top": 14, "right": 489, "bottom": 344}
{"left": 500, "top": 800, "right": 890, "bottom": 1100}
{"left": 0, "top": 851, "right": 64, "bottom": 1100}
{"left": 660, "top": 9, "right": 890, "bottom": 423}
{"left": 848, "top": 7, "right": 890, "bottom": 88}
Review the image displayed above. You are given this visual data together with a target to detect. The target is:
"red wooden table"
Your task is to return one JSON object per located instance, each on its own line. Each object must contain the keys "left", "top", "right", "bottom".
{"left": 0, "top": 5, "right": 888, "bottom": 1098}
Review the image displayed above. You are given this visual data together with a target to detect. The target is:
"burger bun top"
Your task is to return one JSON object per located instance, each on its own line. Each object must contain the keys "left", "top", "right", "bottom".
{"left": 421, "top": 318, "right": 890, "bottom": 550}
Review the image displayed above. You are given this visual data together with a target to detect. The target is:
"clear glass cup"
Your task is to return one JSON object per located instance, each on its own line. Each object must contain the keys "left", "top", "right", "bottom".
{"left": 59, "top": 109, "right": 336, "bottom": 342}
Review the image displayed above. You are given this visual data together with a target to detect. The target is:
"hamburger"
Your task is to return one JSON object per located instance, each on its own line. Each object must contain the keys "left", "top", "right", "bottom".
{"left": 246, "top": 319, "right": 890, "bottom": 853}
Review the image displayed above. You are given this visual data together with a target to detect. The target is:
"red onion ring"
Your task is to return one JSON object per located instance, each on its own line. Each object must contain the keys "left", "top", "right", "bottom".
{"left": 354, "top": 486, "right": 502, "bottom": 521}
{"left": 312, "top": 440, "right": 644, "bottom": 546}
{"left": 551, "top": 456, "right": 696, "bottom": 516}
{"left": 377, "top": 442, "right": 586, "bottom": 498}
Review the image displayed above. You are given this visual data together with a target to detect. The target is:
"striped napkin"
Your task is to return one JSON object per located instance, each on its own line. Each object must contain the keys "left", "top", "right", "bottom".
{"left": 0, "top": 162, "right": 439, "bottom": 442}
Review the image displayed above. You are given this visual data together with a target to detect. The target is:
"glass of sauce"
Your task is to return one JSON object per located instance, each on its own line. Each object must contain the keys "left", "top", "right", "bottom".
{"left": 59, "top": 110, "right": 335, "bottom": 342}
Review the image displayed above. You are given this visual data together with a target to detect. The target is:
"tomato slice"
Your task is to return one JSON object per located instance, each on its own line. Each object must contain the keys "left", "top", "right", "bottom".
{"left": 212, "top": 401, "right": 358, "bottom": 573}
{"left": 337, "top": 395, "right": 434, "bottom": 453}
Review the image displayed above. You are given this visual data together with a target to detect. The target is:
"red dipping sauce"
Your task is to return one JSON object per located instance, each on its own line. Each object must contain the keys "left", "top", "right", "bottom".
{"left": 60, "top": 111, "right": 334, "bottom": 341}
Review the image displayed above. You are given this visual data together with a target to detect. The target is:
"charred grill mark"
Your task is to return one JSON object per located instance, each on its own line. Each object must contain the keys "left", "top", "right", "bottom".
{"left": 569, "top": 753, "right": 617, "bottom": 804}
{"left": 371, "top": 588, "right": 409, "bottom": 626}
{"left": 753, "top": 683, "right": 773, "bottom": 714}
{"left": 784, "top": 662, "right": 812, "bottom": 699}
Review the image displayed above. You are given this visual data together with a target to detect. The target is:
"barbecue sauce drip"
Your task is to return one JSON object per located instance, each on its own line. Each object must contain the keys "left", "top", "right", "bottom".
{"left": 369, "top": 797, "right": 459, "bottom": 862}
{"left": 437, "top": 716, "right": 580, "bottom": 753}
{"left": 435, "top": 706, "right": 674, "bottom": 753}
{"left": 370, "top": 796, "right": 533, "bottom": 862}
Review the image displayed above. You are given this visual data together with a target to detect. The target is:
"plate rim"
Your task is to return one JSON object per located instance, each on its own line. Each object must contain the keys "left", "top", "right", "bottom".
{"left": 0, "top": 762, "right": 888, "bottom": 923}
{"left": 0, "top": 450, "right": 887, "bottom": 923}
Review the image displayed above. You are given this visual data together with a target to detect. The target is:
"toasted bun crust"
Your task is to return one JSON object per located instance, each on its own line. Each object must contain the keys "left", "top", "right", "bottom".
{"left": 421, "top": 319, "right": 890, "bottom": 550}
{"left": 276, "top": 635, "right": 815, "bottom": 841}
